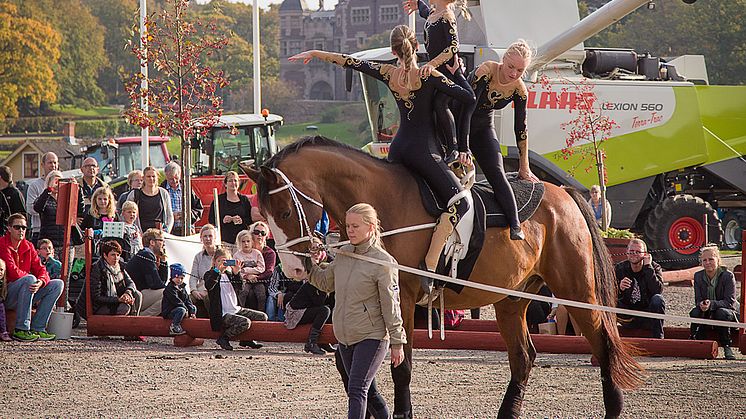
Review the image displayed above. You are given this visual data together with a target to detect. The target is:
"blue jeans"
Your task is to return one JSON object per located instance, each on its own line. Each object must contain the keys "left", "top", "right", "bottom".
{"left": 167, "top": 307, "right": 187, "bottom": 327}
{"left": 338, "top": 339, "right": 390, "bottom": 419}
{"left": 5, "top": 275, "right": 64, "bottom": 332}
{"left": 619, "top": 294, "right": 666, "bottom": 339}
{"left": 265, "top": 294, "right": 285, "bottom": 322}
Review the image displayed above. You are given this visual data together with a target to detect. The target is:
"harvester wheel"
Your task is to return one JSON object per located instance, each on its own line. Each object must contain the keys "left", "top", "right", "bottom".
{"left": 721, "top": 210, "right": 746, "bottom": 251}
{"left": 644, "top": 195, "right": 722, "bottom": 270}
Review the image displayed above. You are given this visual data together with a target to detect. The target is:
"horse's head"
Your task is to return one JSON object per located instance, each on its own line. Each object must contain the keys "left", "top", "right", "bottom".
{"left": 242, "top": 159, "right": 325, "bottom": 280}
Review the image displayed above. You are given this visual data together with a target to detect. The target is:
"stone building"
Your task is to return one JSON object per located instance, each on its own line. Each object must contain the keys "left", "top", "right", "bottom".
{"left": 279, "top": 0, "right": 423, "bottom": 101}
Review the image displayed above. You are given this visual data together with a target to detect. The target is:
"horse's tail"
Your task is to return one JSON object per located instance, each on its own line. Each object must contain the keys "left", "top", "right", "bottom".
{"left": 565, "top": 187, "right": 645, "bottom": 390}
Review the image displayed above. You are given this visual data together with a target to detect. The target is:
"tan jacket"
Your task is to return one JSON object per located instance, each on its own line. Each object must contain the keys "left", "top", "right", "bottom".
{"left": 308, "top": 237, "right": 406, "bottom": 346}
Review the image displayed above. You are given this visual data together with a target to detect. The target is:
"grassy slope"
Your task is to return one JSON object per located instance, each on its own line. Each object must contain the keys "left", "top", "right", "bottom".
{"left": 50, "top": 104, "right": 122, "bottom": 118}
{"left": 276, "top": 121, "right": 366, "bottom": 148}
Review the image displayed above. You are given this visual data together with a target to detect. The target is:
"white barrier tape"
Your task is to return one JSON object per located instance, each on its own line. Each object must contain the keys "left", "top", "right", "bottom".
{"left": 318, "top": 248, "right": 746, "bottom": 331}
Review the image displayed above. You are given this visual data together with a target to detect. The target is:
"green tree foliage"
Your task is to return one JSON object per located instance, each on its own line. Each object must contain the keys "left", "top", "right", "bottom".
{"left": 0, "top": 3, "right": 61, "bottom": 119}
{"left": 585, "top": 0, "right": 746, "bottom": 85}
{"left": 84, "top": 0, "right": 138, "bottom": 104}
{"left": 15, "top": 0, "right": 108, "bottom": 108}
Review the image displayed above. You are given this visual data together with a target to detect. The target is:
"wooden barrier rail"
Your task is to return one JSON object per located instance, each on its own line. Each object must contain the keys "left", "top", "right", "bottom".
{"left": 84, "top": 315, "right": 719, "bottom": 359}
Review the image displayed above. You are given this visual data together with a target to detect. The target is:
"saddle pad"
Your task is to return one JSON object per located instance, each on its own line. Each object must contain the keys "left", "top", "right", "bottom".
{"left": 418, "top": 173, "right": 545, "bottom": 228}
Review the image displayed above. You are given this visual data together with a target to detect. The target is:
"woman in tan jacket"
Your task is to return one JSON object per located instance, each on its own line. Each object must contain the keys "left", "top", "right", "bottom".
{"left": 308, "top": 203, "right": 406, "bottom": 419}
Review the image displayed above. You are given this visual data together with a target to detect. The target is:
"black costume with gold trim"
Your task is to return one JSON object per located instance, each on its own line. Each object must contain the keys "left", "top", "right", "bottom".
{"left": 466, "top": 63, "right": 530, "bottom": 230}
{"left": 417, "top": 0, "right": 475, "bottom": 154}
{"left": 316, "top": 52, "right": 473, "bottom": 223}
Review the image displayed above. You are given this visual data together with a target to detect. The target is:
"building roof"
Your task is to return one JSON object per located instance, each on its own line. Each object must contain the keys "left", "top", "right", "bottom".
{"left": 279, "top": 0, "right": 308, "bottom": 12}
{"left": 0, "top": 139, "right": 81, "bottom": 171}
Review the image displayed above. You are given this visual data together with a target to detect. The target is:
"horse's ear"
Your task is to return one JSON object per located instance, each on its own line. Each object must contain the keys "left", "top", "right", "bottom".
{"left": 238, "top": 161, "right": 261, "bottom": 183}
{"left": 259, "top": 165, "right": 279, "bottom": 186}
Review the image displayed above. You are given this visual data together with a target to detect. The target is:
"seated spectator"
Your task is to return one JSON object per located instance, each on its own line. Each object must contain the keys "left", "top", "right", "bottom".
{"left": 161, "top": 263, "right": 196, "bottom": 336}
{"left": 0, "top": 259, "right": 11, "bottom": 341}
{"left": 689, "top": 245, "right": 740, "bottom": 360}
{"left": 37, "top": 239, "right": 61, "bottom": 279}
{"left": 121, "top": 201, "right": 143, "bottom": 261}
{"left": 526, "top": 284, "right": 553, "bottom": 334}
{"left": 588, "top": 184, "right": 612, "bottom": 227}
{"left": 615, "top": 238, "right": 665, "bottom": 339}
{"left": 0, "top": 166, "right": 26, "bottom": 235}
{"left": 284, "top": 245, "right": 334, "bottom": 355}
{"left": 246, "top": 221, "right": 276, "bottom": 311}
{"left": 190, "top": 224, "right": 218, "bottom": 318}
{"left": 266, "top": 266, "right": 288, "bottom": 322}
{"left": 204, "top": 248, "right": 268, "bottom": 350}
{"left": 117, "top": 170, "right": 143, "bottom": 215}
{"left": 85, "top": 240, "right": 142, "bottom": 316}
{"left": 124, "top": 166, "right": 173, "bottom": 233}
{"left": 208, "top": 171, "right": 253, "bottom": 245}
{"left": 0, "top": 213, "right": 64, "bottom": 342}
{"left": 81, "top": 186, "right": 117, "bottom": 236}
{"left": 233, "top": 230, "right": 266, "bottom": 310}
{"left": 126, "top": 228, "right": 168, "bottom": 316}
{"left": 33, "top": 170, "right": 65, "bottom": 253}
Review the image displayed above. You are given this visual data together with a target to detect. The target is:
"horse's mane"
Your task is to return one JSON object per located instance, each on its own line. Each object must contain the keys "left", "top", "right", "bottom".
{"left": 258, "top": 135, "right": 387, "bottom": 212}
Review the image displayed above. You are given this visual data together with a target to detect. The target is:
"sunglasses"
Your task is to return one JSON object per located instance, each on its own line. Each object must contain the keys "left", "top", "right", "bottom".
{"left": 11, "top": 225, "right": 28, "bottom": 231}
{"left": 252, "top": 230, "right": 268, "bottom": 237}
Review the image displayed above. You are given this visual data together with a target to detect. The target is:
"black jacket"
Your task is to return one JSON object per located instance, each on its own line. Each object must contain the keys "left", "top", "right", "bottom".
{"left": 85, "top": 258, "right": 137, "bottom": 316}
{"left": 288, "top": 282, "right": 328, "bottom": 310}
{"left": 125, "top": 247, "right": 168, "bottom": 291}
{"left": 614, "top": 259, "right": 664, "bottom": 309}
{"left": 204, "top": 268, "right": 242, "bottom": 332}
{"left": 693, "top": 268, "right": 740, "bottom": 312}
{"left": 160, "top": 281, "right": 197, "bottom": 318}
{"left": 207, "top": 192, "right": 252, "bottom": 245}
{"left": 33, "top": 189, "right": 64, "bottom": 248}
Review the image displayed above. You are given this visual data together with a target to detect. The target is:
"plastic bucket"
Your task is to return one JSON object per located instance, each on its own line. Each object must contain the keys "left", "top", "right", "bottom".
{"left": 47, "top": 310, "right": 74, "bottom": 340}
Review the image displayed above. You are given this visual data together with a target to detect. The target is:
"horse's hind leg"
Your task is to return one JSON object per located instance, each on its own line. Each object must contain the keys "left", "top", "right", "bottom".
{"left": 493, "top": 298, "right": 536, "bottom": 419}
{"left": 565, "top": 307, "right": 624, "bottom": 418}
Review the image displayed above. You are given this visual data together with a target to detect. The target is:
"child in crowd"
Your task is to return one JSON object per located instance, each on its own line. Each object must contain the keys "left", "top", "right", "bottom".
{"left": 0, "top": 259, "right": 11, "bottom": 341}
{"left": 233, "top": 230, "right": 266, "bottom": 309}
{"left": 37, "top": 239, "right": 62, "bottom": 279}
{"left": 121, "top": 201, "right": 143, "bottom": 261}
{"left": 161, "top": 263, "right": 196, "bottom": 336}
{"left": 204, "top": 248, "right": 267, "bottom": 350}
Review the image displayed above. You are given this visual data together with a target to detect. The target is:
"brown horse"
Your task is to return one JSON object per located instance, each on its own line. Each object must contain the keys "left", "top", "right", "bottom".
{"left": 244, "top": 136, "right": 643, "bottom": 419}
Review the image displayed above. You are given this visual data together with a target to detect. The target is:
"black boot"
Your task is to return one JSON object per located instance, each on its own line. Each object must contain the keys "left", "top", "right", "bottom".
{"left": 304, "top": 327, "right": 326, "bottom": 355}
{"left": 216, "top": 335, "right": 233, "bottom": 351}
{"left": 319, "top": 343, "right": 337, "bottom": 353}
{"left": 239, "top": 340, "right": 264, "bottom": 349}
{"left": 510, "top": 225, "right": 525, "bottom": 240}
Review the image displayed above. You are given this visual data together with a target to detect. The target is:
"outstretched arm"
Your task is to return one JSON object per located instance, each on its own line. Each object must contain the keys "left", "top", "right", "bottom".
{"left": 431, "top": 69, "right": 475, "bottom": 108}
{"left": 402, "top": 0, "right": 431, "bottom": 18}
{"left": 289, "top": 50, "right": 390, "bottom": 83}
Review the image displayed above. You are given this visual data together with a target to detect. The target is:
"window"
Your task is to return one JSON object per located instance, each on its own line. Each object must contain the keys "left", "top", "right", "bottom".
{"left": 379, "top": 5, "right": 399, "bottom": 23}
{"left": 351, "top": 7, "right": 370, "bottom": 25}
{"left": 22, "top": 152, "right": 39, "bottom": 179}
{"left": 281, "top": 41, "right": 287, "bottom": 57}
{"left": 289, "top": 41, "right": 302, "bottom": 55}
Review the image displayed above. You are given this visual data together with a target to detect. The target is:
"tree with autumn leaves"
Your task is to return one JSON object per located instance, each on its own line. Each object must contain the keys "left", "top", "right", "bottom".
{"left": 124, "top": 0, "right": 229, "bottom": 231}
{"left": 0, "top": 3, "right": 60, "bottom": 119}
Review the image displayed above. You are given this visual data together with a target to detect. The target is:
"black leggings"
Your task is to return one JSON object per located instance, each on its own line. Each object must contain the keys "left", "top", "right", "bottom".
{"left": 433, "top": 69, "right": 475, "bottom": 153}
{"left": 470, "top": 125, "right": 520, "bottom": 229}
{"left": 298, "top": 305, "right": 331, "bottom": 330}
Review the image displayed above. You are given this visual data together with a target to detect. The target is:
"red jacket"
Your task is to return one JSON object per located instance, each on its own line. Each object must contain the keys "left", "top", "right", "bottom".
{"left": 0, "top": 232, "right": 50, "bottom": 285}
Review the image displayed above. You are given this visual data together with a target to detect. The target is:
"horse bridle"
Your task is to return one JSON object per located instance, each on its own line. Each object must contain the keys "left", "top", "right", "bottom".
{"left": 266, "top": 167, "right": 323, "bottom": 253}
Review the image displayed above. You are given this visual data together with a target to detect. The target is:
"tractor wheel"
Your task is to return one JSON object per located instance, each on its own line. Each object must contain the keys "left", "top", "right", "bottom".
{"left": 721, "top": 210, "right": 746, "bottom": 251}
{"left": 644, "top": 195, "right": 722, "bottom": 270}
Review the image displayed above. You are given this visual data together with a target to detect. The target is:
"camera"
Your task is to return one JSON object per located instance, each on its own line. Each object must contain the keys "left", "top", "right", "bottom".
{"left": 224, "top": 259, "right": 237, "bottom": 267}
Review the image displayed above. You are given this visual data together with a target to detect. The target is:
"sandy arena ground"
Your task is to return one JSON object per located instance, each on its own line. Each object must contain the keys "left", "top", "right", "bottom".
{"left": 1, "top": 267, "right": 744, "bottom": 417}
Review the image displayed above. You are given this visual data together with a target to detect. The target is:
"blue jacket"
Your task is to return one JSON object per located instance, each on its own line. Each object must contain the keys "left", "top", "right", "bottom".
{"left": 126, "top": 247, "right": 168, "bottom": 291}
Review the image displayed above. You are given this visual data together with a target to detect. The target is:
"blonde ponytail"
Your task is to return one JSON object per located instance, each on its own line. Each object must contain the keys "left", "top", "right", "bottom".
{"left": 452, "top": 0, "right": 471, "bottom": 21}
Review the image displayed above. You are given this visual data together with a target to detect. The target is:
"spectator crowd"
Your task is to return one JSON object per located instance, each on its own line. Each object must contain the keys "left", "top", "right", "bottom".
{"left": 0, "top": 153, "right": 740, "bottom": 361}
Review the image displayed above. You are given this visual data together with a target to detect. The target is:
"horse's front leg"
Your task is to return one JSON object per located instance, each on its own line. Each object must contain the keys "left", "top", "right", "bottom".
{"left": 391, "top": 283, "right": 417, "bottom": 419}
{"left": 494, "top": 298, "right": 536, "bottom": 419}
